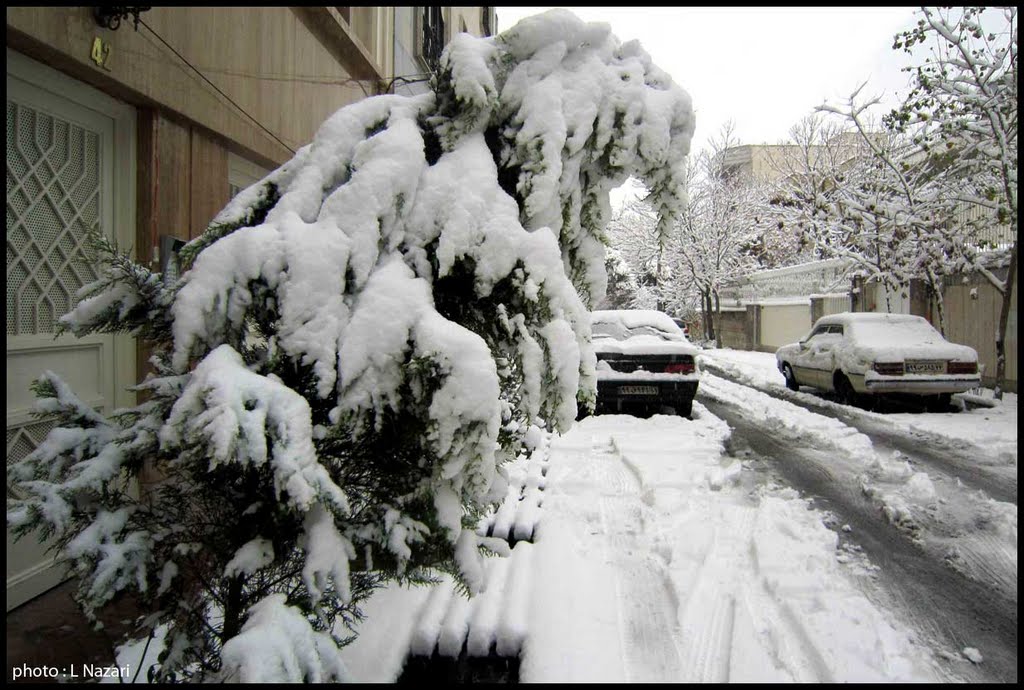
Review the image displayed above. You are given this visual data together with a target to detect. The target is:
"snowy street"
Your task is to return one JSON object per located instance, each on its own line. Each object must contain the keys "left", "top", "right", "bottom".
{"left": 106, "top": 348, "right": 1017, "bottom": 682}
{"left": 324, "top": 350, "right": 1017, "bottom": 682}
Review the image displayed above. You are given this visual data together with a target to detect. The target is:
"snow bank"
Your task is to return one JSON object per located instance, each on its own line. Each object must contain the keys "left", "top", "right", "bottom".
{"left": 699, "top": 372, "right": 875, "bottom": 458}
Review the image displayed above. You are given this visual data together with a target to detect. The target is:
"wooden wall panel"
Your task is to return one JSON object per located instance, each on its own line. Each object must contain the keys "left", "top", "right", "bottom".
{"left": 189, "top": 128, "right": 229, "bottom": 239}
{"left": 154, "top": 115, "right": 192, "bottom": 243}
{"left": 940, "top": 271, "right": 1017, "bottom": 392}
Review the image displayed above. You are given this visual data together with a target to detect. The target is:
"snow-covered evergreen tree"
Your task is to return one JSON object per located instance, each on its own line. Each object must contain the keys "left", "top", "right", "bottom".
{"left": 7, "top": 10, "right": 693, "bottom": 682}
{"left": 598, "top": 245, "right": 645, "bottom": 310}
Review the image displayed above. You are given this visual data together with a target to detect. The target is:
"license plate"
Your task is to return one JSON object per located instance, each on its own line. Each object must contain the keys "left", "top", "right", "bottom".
{"left": 619, "top": 385, "right": 658, "bottom": 395}
{"left": 905, "top": 360, "right": 945, "bottom": 374}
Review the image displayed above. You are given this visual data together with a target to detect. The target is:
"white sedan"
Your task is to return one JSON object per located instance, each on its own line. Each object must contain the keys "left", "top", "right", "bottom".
{"left": 775, "top": 312, "right": 981, "bottom": 411}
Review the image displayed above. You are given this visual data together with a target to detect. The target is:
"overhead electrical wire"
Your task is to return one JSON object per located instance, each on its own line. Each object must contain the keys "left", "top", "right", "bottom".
{"left": 138, "top": 19, "right": 439, "bottom": 155}
{"left": 140, "top": 18, "right": 298, "bottom": 155}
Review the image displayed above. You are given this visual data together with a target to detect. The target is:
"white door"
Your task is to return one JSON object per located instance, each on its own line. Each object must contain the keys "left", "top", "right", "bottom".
{"left": 6, "top": 51, "right": 136, "bottom": 610}
{"left": 804, "top": 330, "right": 843, "bottom": 390}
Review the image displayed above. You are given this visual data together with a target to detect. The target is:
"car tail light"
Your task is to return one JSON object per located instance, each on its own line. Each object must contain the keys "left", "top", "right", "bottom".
{"left": 947, "top": 361, "right": 977, "bottom": 375}
{"left": 873, "top": 362, "right": 904, "bottom": 376}
{"left": 665, "top": 359, "right": 695, "bottom": 374}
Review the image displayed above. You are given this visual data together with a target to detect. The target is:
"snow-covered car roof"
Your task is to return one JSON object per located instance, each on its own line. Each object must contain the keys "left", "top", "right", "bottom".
{"left": 590, "top": 310, "right": 699, "bottom": 356}
{"left": 592, "top": 309, "right": 683, "bottom": 333}
{"left": 806, "top": 312, "right": 976, "bottom": 361}
{"left": 815, "top": 312, "right": 930, "bottom": 327}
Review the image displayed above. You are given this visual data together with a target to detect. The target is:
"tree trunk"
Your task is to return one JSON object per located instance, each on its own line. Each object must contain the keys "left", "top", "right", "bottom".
{"left": 707, "top": 301, "right": 715, "bottom": 344}
{"left": 222, "top": 575, "right": 245, "bottom": 643}
{"left": 993, "top": 242, "right": 1017, "bottom": 399}
{"left": 922, "top": 266, "right": 947, "bottom": 337}
{"left": 712, "top": 289, "right": 722, "bottom": 347}
{"left": 701, "top": 290, "right": 712, "bottom": 341}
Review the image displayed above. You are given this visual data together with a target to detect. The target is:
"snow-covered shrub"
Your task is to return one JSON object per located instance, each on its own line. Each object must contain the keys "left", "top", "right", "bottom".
{"left": 7, "top": 9, "right": 692, "bottom": 681}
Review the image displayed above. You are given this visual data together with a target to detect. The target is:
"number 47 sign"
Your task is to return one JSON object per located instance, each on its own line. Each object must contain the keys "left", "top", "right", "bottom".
{"left": 91, "top": 37, "right": 112, "bottom": 71}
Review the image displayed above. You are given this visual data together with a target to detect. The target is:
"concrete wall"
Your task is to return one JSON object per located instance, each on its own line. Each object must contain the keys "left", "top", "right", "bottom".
{"left": 758, "top": 303, "right": 812, "bottom": 350}
{"left": 717, "top": 309, "right": 749, "bottom": 349}
{"left": 810, "top": 294, "right": 850, "bottom": 322}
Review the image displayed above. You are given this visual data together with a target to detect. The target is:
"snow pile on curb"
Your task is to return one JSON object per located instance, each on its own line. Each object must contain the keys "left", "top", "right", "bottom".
{"left": 699, "top": 372, "right": 874, "bottom": 458}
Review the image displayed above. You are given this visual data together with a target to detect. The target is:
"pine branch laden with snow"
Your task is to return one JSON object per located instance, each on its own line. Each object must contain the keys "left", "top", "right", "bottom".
{"left": 6, "top": 9, "right": 693, "bottom": 682}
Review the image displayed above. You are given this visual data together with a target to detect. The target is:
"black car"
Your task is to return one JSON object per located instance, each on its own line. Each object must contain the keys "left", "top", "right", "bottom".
{"left": 590, "top": 310, "right": 701, "bottom": 418}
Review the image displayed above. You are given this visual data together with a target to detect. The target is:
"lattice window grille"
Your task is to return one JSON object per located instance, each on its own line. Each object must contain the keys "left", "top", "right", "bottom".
{"left": 6, "top": 418, "right": 60, "bottom": 499}
{"left": 6, "top": 100, "right": 103, "bottom": 336}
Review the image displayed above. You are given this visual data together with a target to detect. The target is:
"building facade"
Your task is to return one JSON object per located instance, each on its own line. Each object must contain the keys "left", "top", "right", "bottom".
{"left": 6, "top": 6, "right": 494, "bottom": 611}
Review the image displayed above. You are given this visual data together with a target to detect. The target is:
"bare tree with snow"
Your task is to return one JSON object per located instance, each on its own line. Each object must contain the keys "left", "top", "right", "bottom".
{"left": 6, "top": 10, "right": 694, "bottom": 682}
{"left": 671, "top": 123, "right": 763, "bottom": 343}
{"left": 605, "top": 199, "right": 673, "bottom": 310}
{"left": 888, "top": 6, "right": 1017, "bottom": 397}
{"left": 804, "top": 95, "right": 973, "bottom": 327}
{"left": 761, "top": 113, "right": 870, "bottom": 267}
{"left": 597, "top": 244, "right": 646, "bottom": 310}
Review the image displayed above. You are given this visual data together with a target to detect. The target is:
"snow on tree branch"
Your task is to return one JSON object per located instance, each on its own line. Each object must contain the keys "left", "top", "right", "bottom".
{"left": 7, "top": 9, "right": 694, "bottom": 681}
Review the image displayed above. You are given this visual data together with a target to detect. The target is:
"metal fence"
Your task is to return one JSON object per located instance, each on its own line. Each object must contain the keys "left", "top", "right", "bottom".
{"left": 720, "top": 258, "right": 852, "bottom": 303}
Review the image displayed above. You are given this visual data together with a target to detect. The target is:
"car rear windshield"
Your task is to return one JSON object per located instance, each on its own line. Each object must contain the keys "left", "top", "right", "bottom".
{"left": 848, "top": 318, "right": 944, "bottom": 345}
{"left": 592, "top": 321, "right": 682, "bottom": 341}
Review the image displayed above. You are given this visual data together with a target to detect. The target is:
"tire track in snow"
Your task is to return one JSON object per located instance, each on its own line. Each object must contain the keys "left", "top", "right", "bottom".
{"left": 701, "top": 360, "right": 1016, "bottom": 504}
{"left": 674, "top": 503, "right": 832, "bottom": 683}
{"left": 950, "top": 532, "right": 1018, "bottom": 603}
{"left": 702, "top": 368, "right": 1018, "bottom": 605}
{"left": 590, "top": 432, "right": 685, "bottom": 682}
{"left": 702, "top": 398, "right": 1017, "bottom": 683}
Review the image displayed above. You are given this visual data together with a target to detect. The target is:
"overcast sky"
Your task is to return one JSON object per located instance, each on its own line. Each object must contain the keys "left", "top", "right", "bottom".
{"left": 493, "top": 6, "right": 922, "bottom": 155}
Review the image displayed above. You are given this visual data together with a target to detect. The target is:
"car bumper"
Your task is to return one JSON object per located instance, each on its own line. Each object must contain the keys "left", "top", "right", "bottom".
{"left": 596, "top": 379, "right": 699, "bottom": 410}
{"left": 863, "top": 377, "right": 981, "bottom": 394}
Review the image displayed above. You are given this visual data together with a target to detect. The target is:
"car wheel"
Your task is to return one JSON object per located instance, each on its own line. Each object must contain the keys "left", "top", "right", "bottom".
{"left": 835, "top": 374, "right": 860, "bottom": 408}
{"left": 675, "top": 400, "right": 693, "bottom": 418}
{"left": 782, "top": 363, "right": 799, "bottom": 391}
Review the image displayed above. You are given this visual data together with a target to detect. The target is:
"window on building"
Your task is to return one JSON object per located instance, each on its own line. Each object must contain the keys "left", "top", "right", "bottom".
{"left": 417, "top": 7, "right": 445, "bottom": 74}
{"left": 482, "top": 7, "right": 496, "bottom": 36}
{"left": 337, "top": 7, "right": 389, "bottom": 75}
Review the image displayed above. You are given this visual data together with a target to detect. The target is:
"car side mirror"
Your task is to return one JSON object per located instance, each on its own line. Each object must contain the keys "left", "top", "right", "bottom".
{"left": 798, "top": 340, "right": 808, "bottom": 350}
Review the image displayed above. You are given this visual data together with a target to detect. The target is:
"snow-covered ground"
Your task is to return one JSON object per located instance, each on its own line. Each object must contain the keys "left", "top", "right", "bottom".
{"left": 336, "top": 410, "right": 940, "bottom": 682}
{"left": 107, "top": 349, "right": 1016, "bottom": 682}
{"left": 699, "top": 348, "right": 1017, "bottom": 603}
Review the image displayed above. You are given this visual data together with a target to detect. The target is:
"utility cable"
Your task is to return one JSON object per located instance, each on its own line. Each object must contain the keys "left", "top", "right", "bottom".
{"left": 139, "top": 19, "right": 439, "bottom": 150}
{"left": 139, "top": 18, "right": 297, "bottom": 155}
